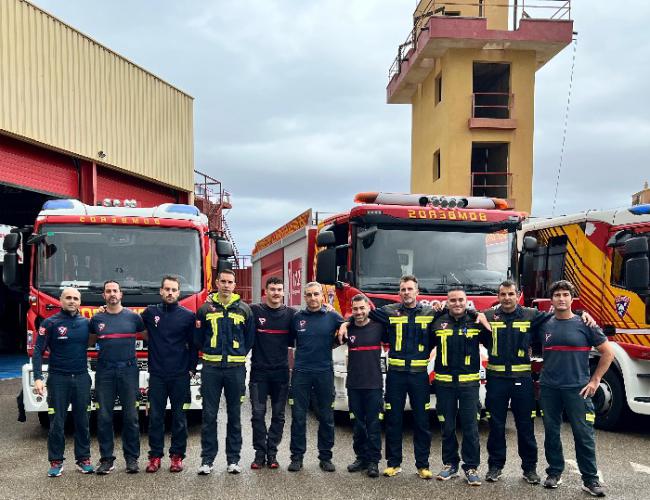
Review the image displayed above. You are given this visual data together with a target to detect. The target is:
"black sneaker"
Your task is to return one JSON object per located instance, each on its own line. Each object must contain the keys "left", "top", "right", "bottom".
{"left": 95, "top": 459, "right": 115, "bottom": 475}
{"left": 347, "top": 459, "right": 368, "bottom": 473}
{"left": 267, "top": 456, "right": 280, "bottom": 469}
{"left": 523, "top": 469, "right": 541, "bottom": 485}
{"left": 319, "top": 460, "right": 336, "bottom": 472}
{"left": 288, "top": 460, "right": 303, "bottom": 472}
{"left": 486, "top": 467, "right": 502, "bottom": 482}
{"left": 367, "top": 463, "right": 379, "bottom": 478}
{"left": 544, "top": 474, "right": 562, "bottom": 489}
{"left": 125, "top": 457, "right": 139, "bottom": 474}
{"left": 582, "top": 480, "right": 606, "bottom": 497}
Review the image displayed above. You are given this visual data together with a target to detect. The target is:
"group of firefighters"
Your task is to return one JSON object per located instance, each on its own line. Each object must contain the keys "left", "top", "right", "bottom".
{"left": 33, "top": 269, "right": 614, "bottom": 497}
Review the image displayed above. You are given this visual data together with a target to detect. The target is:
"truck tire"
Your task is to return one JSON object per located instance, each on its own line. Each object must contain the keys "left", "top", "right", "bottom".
{"left": 593, "top": 367, "right": 629, "bottom": 431}
{"left": 38, "top": 411, "right": 50, "bottom": 429}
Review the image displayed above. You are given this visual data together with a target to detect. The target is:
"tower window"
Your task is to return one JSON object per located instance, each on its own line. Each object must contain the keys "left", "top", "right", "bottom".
{"left": 472, "top": 62, "right": 511, "bottom": 119}
{"left": 433, "top": 150, "right": 441, "bottom": 182}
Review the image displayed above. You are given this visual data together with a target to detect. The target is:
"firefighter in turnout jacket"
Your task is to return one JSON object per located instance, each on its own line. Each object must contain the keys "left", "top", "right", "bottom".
{"left": 432, "top": 287, "right": 491, "bottom": 486}
{"left": 195, "top": 269, "right": 255, "bottom": 475}
{"left": 368, "top": 275, "right": 437, "bottom": 480}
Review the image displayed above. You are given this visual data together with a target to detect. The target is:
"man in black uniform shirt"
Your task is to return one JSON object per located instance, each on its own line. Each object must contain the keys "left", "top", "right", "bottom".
{"left": 249, "top": 277, "right": 296, "bottom": 470}
{"left": 339, "top": 294, "right": 383, "bottom": 478}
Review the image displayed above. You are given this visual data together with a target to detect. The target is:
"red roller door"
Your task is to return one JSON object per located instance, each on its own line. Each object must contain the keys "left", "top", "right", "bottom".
{"left": 0, "top": 134, "right": 77, "bottom": 197}
{"left": 260, "top": 248, "right": 283, "bottom": 297}
{"left": 96, "top": 166, "right": 177, "bottom": 207}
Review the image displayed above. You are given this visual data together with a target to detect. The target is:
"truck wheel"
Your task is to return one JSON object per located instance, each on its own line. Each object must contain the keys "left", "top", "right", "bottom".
{"left": 38, "top": 411, "right": 50, "bottom": 429}
{"left": 593, "top": 367, "right": 629, "bottom": 431}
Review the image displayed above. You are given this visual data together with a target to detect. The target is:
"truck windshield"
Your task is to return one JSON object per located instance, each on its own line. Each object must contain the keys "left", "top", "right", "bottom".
{"left": 35, "top": 225, "right": 202, "bottom": 293}
{"left": 356, "top": 227, "right": 515, "bottom": 294}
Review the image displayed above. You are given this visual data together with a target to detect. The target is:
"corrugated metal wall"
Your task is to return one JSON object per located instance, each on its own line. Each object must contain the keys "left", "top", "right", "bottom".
{"left": 0, "top": 0, "right": 194, "bottom": 191}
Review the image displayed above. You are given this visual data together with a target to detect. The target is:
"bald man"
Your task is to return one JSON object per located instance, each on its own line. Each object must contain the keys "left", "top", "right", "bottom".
{"left": 33, "top": 287, "right": 94, "bottom": 477}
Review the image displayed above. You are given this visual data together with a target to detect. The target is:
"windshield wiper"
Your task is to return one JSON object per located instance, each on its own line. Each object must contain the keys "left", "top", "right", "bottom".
{"left": 361, "top": 282, "right": 401, "bottom": 291}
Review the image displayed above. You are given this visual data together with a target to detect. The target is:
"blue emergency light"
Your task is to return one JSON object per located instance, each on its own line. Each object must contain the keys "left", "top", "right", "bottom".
{"left": 164, "top": 204, "right": 200, "bottom": 216}
{"left": 42, "top": 199, "right": 75, "bottom": 210}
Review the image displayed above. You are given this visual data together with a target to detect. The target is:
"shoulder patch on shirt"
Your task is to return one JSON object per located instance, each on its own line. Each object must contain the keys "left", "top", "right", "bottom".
{"left": 57, "top": 326, "right": 68, "bottom": 337}
{"left": 97, "top": 323, "right": 106, "bottom": 332}
{"left": 38, "top": 326, "right": 47, "bottom": 336}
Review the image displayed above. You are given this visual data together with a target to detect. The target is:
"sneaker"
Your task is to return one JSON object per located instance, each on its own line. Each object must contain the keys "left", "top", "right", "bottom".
{"left": 251, "top": 457, "right": 265, "bottom": 470}
{"left": 267, "top": 456, "right": 280, "bottom": 469}
{"left": 544, "top": 474, "right": 562, "bottom": 489}
{"left": 436, "top": 464, "right": 458, "bottom": 481}
{"left": 486, "top": 467, "right": 503, "bottom": 482}
{"left": 76, "top": 458, "right": 94, "bottom": 474}
{"left": 169, "top": 454, "right": 183, "bottom": 473}
{"left": 523, "top": 469, "right": 541, "bottom": 485}
{"left": 95, "top": 459, "right": 115, "bottom": 475}
{"left": 227, "top": 463, "right": 242, "bottom": 474}
{"left": 319, "top": 460, "right": 336, "bottom": 472}
{"left": 126, "top": 457, "right": 139, "bottom": 474}
{"left": 146, "top": 457, "right": 161, "bottom": 473}
{"left": 582, "top": 480, "right": 606, "bottom": 497}
{"left": 465, "top": 468, "right": 481, "bottom": 486}
{"left": 383, "top": 466, "right": 402, "bottom": 477}
{"left": 197, "top": 462, "right": 213, "bottom": 475}
{"left": 347, "top": 459, "right": 367, "bottom": 473}
{"left": 417, "top": 468, "right": 433, "bottom": 480}
{"left": 48, "top": 460, "right": 63, "bottom": 477}
{"left": 288, "top": 460, "right": 303, "bottom": 472}
{"left": 367, "top": 463, "right": 379, "bottom": 478}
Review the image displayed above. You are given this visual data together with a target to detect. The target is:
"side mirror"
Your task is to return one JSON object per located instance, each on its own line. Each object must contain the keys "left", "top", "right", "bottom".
{"left": 215, "top": 239, "right": 234, "bottom": 258}
{"left": 216, "top": 258, "right": 233, "bottom": 275}
{"left": 2, "top": 233, "right": 21, "bottom": 289}
{"left": 523, "top": 236, "right": 538, "bottom": 251}
{"left": 624, "top": 237, "right": 649, "bottom": 295}
{"left": 316, "top": 248, "right": 337, "bottom": 285}
{"left": 316, "top": 231, "right": 336, "bottom": 247}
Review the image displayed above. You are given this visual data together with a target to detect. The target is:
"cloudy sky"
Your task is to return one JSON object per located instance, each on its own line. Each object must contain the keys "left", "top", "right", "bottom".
{"left": 33, "top": 0, "right": 650, "bottom": 255}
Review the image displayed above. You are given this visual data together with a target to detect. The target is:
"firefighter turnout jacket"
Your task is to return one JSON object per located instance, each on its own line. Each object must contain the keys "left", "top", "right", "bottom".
{"left": 369, "top": 302, "right": 436, "bottom": 373}
{"left": 483, "top": 305, "right": 549, "bottom": 378}
{"left": 430, "top": 310, "right": 489, "bottom": 385}
{"left": 195, "top": 293, "right": 255, "bottom": 368}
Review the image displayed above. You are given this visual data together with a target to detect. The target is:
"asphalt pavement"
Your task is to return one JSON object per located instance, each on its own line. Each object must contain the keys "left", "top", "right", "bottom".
{"left": 1, "top": 378, "right": 649, "bottom": 500}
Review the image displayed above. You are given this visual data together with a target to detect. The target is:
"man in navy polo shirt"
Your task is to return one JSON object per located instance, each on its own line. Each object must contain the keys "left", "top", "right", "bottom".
{"left": 141, "top": 275, "right": 197, "bottom": 473}
{"left": 33, "top": 287, "right": 93, "bottom": 477}
{"left": 537, "top": 280, "right": 614, "bottom": 497}
{"left": 287, "top": 281, "right": 344, "bottom": 473}
{"left": 90, "top": 280, "right": 145, "bottom": 475}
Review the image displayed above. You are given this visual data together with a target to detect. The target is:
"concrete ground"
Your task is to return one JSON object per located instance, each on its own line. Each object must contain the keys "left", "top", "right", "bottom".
{"left": 1, "top": 378, "right": 649, "bottom": 500}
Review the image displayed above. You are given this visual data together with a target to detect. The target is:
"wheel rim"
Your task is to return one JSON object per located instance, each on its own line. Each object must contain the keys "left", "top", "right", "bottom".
{"left": 593, "top": 380, "right": 613, "bottom": 415}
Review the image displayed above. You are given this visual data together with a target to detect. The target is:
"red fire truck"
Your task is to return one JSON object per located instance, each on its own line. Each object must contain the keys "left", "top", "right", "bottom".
{"left": 252, "top": 192, "right": 527, "bottom": 410}
{"left": 518, "top": 205, "right": 650, "bottom": 429}
{"left": 2, "top": 198, "right": 233, "bottom": 425}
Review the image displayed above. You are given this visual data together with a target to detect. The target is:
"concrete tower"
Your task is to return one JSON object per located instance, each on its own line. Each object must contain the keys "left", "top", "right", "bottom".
{"left": 387, "top": 0, "right": 574, "bottom": 212}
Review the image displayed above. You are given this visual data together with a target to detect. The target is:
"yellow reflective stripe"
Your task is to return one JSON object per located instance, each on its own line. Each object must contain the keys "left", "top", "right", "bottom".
{"left": 48, "top": 408, "right": 55, "bottom": 414}
{"left": 227, "top": 355, "right": 246, "bottom": 363}
{"left": 485, "top": 411, "right": 491, "bottom": 419}
{"left": 378, "top": 413, "right": 384, "bottom": 421}
{"left": 95, "top": 403, "right": 100, "bottom": 409}
{"left": 230, "top": 313, "right": 245, "bottom": 325}
{"left": 349, "top": 412, "right": 355, "bottom": 419}
{"left": 511, "top": 364, "right": 531, "bottom": 372}
{"left": 240, "top": 395, "right": 245, "bottom": 403}
{"left": 384, "top": 403, "right": 392, "bottom": 411}
{"left": 435, "top": 329, "right": 453, "bottom": 366}
{"left": 202, "top": 353, "right": 223, "bottom": 362}
{"left": 518, "top": 349, "right": 526, "bottom": 357}
{"left": 233, "top": 339, "right": 240, "bottom": 349}
{"left": 459, "top": 373, "right": 480, "bottom": 382}
{"left": 183, "top": 403, "right": 191, "bottom": 410}
{"left": 531, "top": 410, "right": 537, "bottom": 419}
{"left": 512, "top": 321, "right": 531, "bottom": 333}
{"left": 135, "top": 400, "right": 140, "bottom": 408}
{"left": 586, "top": 412, "right": 595, "bottom": 423}
{"left": 411, "top": 359, "right": 428, "bottom": 367}
{"left": 424, "top": 402, "right": 431, "bottom": 410}
{"left": 389, "top": 316, "right": 407, "bottom": 351}
{"left": 464, "top": 355, "right": 470, "bottom": 365}
{"left": 418, "top": 344, "right": 425, "bottom": 352}
{"left": 540, "top": 410, "right": 544, "bottom": 417}
{"left": 87, "top": 405, "right": 92, "bottom": 412}
{"left": 435, "top": 374, "right": 453, "bottom": 382}
{"left": 465, "top": 328, "right": 480, "bottom": 338}
{"left": 477, "top": 412, "right": 481, "bottom": 420}
{"left": 205, "top": 312, "right": 224, "bottom": 348}
{"left": 331, "top": 402, "right": 335, "bottom": 408}
{"left": 414, "top": 316, "right": 433, "bottom": 329}
{"left": 490, "top": 322, "right": 506, "bottom": 357}
{"left": 388, "top": 358, "right": 406, "bottom": 366}
{"left": 487, "top": 363, "right": 506, "bottom": 372}
{"left": 437, "top": 414, "right": 445, "bottom": 422}
{"left": 288, "top": 398, "right": 294, "bottom": 406}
